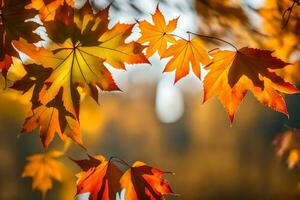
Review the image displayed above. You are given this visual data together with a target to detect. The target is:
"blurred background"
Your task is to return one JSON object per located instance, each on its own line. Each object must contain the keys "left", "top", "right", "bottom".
{"left": 1, "top": 0, "right": 300, "bottom": 199}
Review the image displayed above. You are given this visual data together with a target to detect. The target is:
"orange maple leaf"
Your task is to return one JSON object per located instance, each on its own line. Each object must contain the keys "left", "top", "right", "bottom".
{"left": 75, "top": 155, "right": 123, "bottom": 200}
{"left": 161, "top": 38, "right": 209, "bottom": 83}
{"left": 74, "top": 156, "right": 175, "bottom": 200}
{"left": 138, "top": 6, "right": 178, "bottom": 57}
{"left": 22, "top": 150, "right": 63, "bottom": 197}
{"left": 120, "top": 161, "right": 174, "bottom": 200}
{"left": 0, "top": 0, "right": 40, "bottom": 78}
{"left": 203, "top": 47, "right": 299, "bottom": 123}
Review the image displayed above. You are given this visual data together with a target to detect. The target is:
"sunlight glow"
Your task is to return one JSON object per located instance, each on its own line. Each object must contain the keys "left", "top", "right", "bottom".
{"left": 155, "top": 79, "right": 184, "bottom": 123}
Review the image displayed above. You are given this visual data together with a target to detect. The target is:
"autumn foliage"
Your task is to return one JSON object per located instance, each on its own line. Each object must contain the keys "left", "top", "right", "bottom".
{"left": 22, "top": 150, "right": 63, "bottom": 197}
{"left": 1, "top": 0, "right": 300, "bottom": 199}
{"left": 75, "top": 155, "right": 174, "bottom": 200}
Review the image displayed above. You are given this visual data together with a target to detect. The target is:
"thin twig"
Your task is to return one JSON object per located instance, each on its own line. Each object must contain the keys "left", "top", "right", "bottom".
{"left": 282, "top": 0, "right": 299, "bottom": 29}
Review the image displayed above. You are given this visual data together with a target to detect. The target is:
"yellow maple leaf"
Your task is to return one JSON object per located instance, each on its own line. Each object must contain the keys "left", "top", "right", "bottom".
{"left": 161, "top": 38, "right": 209, "bottom": 82}
{"left": 22, "top": 150, "right": 63, "bottom": 197}
{"left": 138, "top": 6, "right": 178, "bottom": 57}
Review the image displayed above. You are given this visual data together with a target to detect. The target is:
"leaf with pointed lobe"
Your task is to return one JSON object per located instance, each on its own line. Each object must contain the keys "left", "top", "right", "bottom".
{"left": 75, "top": 155, "right": 123, "bottom": 200}
{"left": 120, "top": 161, "right": 174, "bottom": 200}
{"left": 203, "top": 47, "right": 299, "bottom": 123}
{"left": 138, "top": 7, "right": 178, "bottom": 57}
{"left": 13, "top": 2, "right": 148, "bottom": 120}
{"left": 22, "top": 150, "right": 64, "bottom": 196}
{"left": 161, "top": 38, "right": 209, "bottom": 83}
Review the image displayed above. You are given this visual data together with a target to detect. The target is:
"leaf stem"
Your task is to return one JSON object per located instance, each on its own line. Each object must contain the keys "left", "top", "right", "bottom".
{"left": 167, "top": 31, "right": 238, "bottom": 51}
{"left": 110, "top": 156, "right": 131, "bottom": 168}
{"left": 208, "top": 48, "right": 220, "bottom": 53}
{"left": 166, "top": 33, "right": 188, "bottom": 41}
{"left": 187, "top": 31, "right": 238, "bottom": 51}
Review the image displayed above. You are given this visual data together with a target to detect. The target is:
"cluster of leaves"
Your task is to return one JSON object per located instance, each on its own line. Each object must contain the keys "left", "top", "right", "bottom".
{"left": 137, "top": 7, "right": 299, "bottom": 123}
{"left": 6, "top": 0, "right": 299, "bottom": 152}
{"left": 12, "top": 0, "right": 148, "bottom": 147}
{"left": 6, "top": 0, "right": 299, "bottom": 149}
{"left": 1, "top": 0, "right": 300, "bottom": 199}
{"left": 1, "top": 0, "right": 173, "bottom": 198}
{"left": 74, "top": 155, "right": 174, "bottom": 200}
{"left": 194, "top": 1, "right": 300, "bottom": 177}
{"left": 23, "top": 151, "right": 174, "bottom": 199}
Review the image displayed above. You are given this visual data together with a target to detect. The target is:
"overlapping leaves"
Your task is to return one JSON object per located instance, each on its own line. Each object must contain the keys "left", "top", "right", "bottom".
{"left": 138, "top": 8, "right": 209, "bottom": 82}
{"left": 8, "top": 1, "right": 298, "bottom": 146}
{"left": 4, "top": 1, "right": 300, "bottom": 200}
{"left": 13, "top": 1, "right": 148, "bottom": 147}
{"left": 26, "top": 0, "right": 74, "bottom": 22}
{"left": 137, "top": 7, "right": 299, "bottom": 123}
{"left": 0, "top": 0, "right": 40, "bottom": 78}
{"left": 75, "top": 155, "right": 174, "bottom": 200}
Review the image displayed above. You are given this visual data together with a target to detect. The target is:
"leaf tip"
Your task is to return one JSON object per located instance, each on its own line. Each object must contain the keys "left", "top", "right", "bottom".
{"left": 229, "top": 114, "right": 235, "bottom": 126}
{"left": 173, "top": 78, "right": 180, "bottom": 85}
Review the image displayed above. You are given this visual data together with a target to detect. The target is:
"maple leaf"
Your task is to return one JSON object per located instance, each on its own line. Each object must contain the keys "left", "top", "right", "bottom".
{"left": 161, "top": 38, "right": 209, "bottom": 82}
{"left": 138, "top": 6, "right": 178, "bottom": 57}
{"left": 120, "top": 161, "right": 174, "bottom": 200}
{"left": 203, "top": 47, "right": 299, "bottom": 122}
{"left": 13, "top": 2, "right": 148, "bottom": 119}
{"left": 0, "top": 0, "right": 40, "bottom": 78}
{"left": 22, "top": 150, "right": 63, "bottom": 197}
{"left": 273, "top": 129, "right": 300, "bottom": 169}
{"left": 21, "top": 88, "right": 82, "bottom": 147}
{"left": 75, "top": 155, "right": 123, "bottom": 200}
{"left": 26, "top": 0, "right": 73, "bottom": 21}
